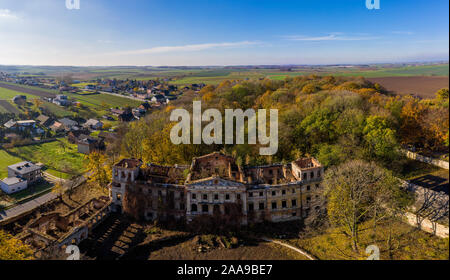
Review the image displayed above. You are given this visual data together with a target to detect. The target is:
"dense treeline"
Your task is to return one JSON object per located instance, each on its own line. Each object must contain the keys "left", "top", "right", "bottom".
{"left": 114, "top": 75, "right": 448, "bottom": 173}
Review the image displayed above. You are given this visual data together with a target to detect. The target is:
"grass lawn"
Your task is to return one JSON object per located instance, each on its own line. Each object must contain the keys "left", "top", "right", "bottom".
{"left": 90, "top": 131, "right": 101, "bottom": 137}
{"left": 286, "top": 219, "right": 449, "bottom": 260}
{"left": 40, "top": 102, "right": 73, "bottom": 118}
{"left": 0, "top": 149, "right": 22, "bottom": 179}
{"left": 6, "top": 139, "right": 87, "bottom": 179}
{"left": 70, "top": 82, "right": 98, "bottom": 88}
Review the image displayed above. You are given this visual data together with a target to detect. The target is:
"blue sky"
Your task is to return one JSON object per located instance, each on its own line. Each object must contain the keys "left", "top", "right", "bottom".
{"left": 0, "top": 0, "right": 448, "bottom": 66}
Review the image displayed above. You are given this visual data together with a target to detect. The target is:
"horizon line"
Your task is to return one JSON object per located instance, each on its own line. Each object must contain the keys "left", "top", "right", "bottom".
{"left": 0, "top": 60, "right": 448, "bottom": 69}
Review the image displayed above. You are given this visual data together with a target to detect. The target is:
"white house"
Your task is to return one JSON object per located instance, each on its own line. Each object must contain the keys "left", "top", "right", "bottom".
{"left": 0, "top": 177, "right": 28, "bottom": 194}
{"left": 8, "top": 161, "right": 43, "bottom": 184}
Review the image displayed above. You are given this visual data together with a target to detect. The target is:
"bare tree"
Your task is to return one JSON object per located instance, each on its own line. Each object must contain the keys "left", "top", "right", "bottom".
{"left": 323, "top": 160, "right": 407, "bottom": 252}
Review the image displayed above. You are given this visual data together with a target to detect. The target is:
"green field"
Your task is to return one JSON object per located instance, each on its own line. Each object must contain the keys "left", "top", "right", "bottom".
{"left": 0, "top": 87, "right": 37, "bottom": 100}
{"left": 165, "top": 64, "right": 450, "bottom": 85}
{"left": 0, "top": 87, "right": 39, "bottom": 113}
{"left": 5, "top": 139, "right": 87, "bottom": 179}
{"left": 40, "top": 102, "right": 73, "bottom": 118}
{"left": 70, "top": 82, "right": 98, "bottom": 88}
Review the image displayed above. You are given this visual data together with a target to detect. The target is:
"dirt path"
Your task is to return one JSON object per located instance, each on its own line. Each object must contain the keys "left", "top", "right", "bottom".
{"left": 261, "top": 238, "right": 316, "bottom": 260}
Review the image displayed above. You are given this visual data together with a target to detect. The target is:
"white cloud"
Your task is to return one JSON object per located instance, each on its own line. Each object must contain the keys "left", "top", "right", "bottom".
{"left": 108, "top": 41, "right": 260, "bottom": 56}
{"left": 0, "top": 9, "right": 19, "bottom": 20}
{"left": 283, "top": 34, "right": 379, "bottom": 41}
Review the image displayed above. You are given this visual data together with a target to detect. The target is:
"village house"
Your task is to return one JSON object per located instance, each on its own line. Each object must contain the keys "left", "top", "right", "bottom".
{"left": 36, "top": 115, "right": 53, "bottom": 128}
{"left": 3, "top": 119, "right": 42, "bottom": 134}
{"left": 132, "top": 108, "right": 143, "bottom": 119}
{"left": 83, "top": 119, "right": 103, "bottom": 130}
{"left": 84, "top": 84, "right": 97, "bottom": 91}
{"left": 15, "top": 120, "right": 37, "bottom": 131}
{"left": 110, "top": 152, "right": 324, "bottom": 225}
{"left": 110, "top": 108, "right": 124, "bottom": 117}
{"left": 138, "top": 102, "right": 152, "bottom": 112}
{"left": 77, "top": 136, "right": 105, "bottom": 155}
{"left": 49, "top": 121, "right": 64, "bottom": 132}
{"left": 135, "top": 92, "right": 151, "bottom": 100}
{"left": 58, "top": 118, "right": 78, "bottom": 131}
{"left": 151, "top": 94, "right": 166, "bottom": 104}
{"left": 111, "top": 108, "right": 135, "bottom": 122}
{"left": 67, "top": 129, "right": 91, "bottom": 144}
{"left": 53, "top": 95, "right": 70, "bottom": 106}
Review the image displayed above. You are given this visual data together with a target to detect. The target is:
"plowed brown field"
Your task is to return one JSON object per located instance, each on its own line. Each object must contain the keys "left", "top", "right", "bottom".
{"left": 368, "top": 76, "right": 449, "bottom": 98}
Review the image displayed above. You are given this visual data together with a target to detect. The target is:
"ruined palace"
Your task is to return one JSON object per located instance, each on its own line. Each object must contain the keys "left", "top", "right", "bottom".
{"left": 110, "top": 152, "right": 324, "bottom": 225}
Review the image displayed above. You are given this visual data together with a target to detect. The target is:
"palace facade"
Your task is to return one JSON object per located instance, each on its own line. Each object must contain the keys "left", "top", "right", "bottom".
{"left": 109, "top": 152, "right": 324, "bottom": 225}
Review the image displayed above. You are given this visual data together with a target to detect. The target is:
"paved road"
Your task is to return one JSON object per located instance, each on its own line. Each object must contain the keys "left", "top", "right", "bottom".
{"left": 0, "top": 192, "right": 57, "bottom": 223}
{"left": 0, "top": 175, "right": 86, "bottom": 224}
